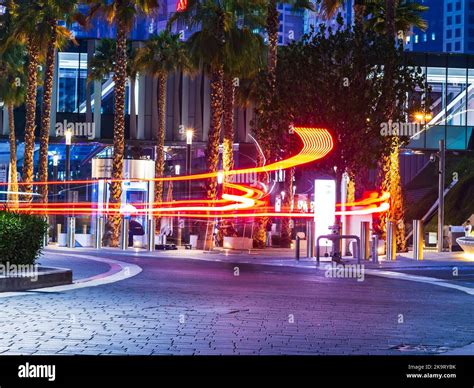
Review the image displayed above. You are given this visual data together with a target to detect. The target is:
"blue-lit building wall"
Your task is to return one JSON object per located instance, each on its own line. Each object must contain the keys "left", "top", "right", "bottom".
{"left": 408, "top": 0, "right": 444, "bottom": 53}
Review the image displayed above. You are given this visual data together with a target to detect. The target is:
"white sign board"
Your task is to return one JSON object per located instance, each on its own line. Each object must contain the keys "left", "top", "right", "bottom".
{"left": 314, "top": 179, "right": 336, "bottom": 247}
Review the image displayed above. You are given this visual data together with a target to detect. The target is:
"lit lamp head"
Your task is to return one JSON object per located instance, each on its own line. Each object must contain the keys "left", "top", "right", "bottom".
{"left": 52, "top": 154, "right": 60, "bottom": 167}
{"left": 186, "top": 129, "right": 193, "bottom": 145}
{"left": 424, "top": 112, "right": 433, "bottom": 122}
{"left": 217, "top": 171, "right": 224, "bottom": 185}
{"left": 414, "top": 112, "right": 425, "bottom": 122}
{"left": 65, "top": 129, "right": 73, "bottom": 145}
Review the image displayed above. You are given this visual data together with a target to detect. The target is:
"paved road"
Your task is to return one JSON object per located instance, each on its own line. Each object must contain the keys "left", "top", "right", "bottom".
{"left": 1, "top": 248, "right": 474, "bottom": 355}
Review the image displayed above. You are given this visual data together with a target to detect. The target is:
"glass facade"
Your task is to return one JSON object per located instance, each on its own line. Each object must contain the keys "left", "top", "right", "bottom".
{"left": 406, "top": 52, "right": 474, "bottom": 150}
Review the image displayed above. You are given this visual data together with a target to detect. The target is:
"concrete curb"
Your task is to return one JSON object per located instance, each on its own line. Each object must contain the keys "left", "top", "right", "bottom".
{"left": 0, "top": 267, "right": 72, "bottom": 292}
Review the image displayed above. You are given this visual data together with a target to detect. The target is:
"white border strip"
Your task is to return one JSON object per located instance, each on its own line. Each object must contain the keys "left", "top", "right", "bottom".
{"left": 0, "top": 253, "right": 142, "bottom": 298}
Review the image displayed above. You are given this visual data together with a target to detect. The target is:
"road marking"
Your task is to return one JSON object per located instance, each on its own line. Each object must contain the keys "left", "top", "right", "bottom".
{"left": 363, "top": 269, "right": 474, "bottom": 295}
{"left": 0, "top": 253, "right": 142, "bottom": 298}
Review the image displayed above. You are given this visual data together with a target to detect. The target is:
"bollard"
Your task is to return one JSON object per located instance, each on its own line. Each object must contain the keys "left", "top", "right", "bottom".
{"left": 371, "top": 235, "right": 379, "bottom": 263}
{"left": 306, "top": 221, "right": 314, "bottom": 258}
{"left": 147, "top": 218, "right": 156, "bottom": 252}
{"left": 66, "top": 217, "right": 76, "bottom": 248}
{"left": 120, "top": 217, "right": 129, "bottom": 250}
{"left": 43, "top": 216, "right": 49, "bottom": 247}
{"left": 386, "top": 221, "right": 397, "bottom": 261}
{"left": 95, "top": 216, "right": 104, "bottom": 249}
{"left": 57, "top": 224, "right": 62, "bottom": 243}
{"left": 413, "top": 219, "right": 424, "bottom": 261}
{"left": 295, "top": 236, "right": 301, "bottom": 261}
{"left": 360, "top": 221, "right": 370, "bottom": 261}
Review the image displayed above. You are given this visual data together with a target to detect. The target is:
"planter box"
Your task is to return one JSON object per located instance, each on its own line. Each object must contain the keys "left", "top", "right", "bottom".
{"left": 223, "top": 237, "right": 253, "bottom": 250}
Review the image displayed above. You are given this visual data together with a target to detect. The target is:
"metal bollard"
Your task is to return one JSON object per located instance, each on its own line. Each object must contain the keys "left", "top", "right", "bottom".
{"left": 66, "top": 217, "right": 76, "bottom": 248}
{"left": 43, "top": 216, "right": 49, "bottom": 247}
{"left": 371, "top": 235, "right": 379, "bottom": 263}
{"left": 120, "top": 217, "right": 129, "bottom": 250}
{"left": 386, "top": 221, "right": 397, "bottom": 261}
{"left": 295, "top": 236, "right": 300, "bottom": 261}
{"left": 306, "top": 221, "right": 314, "bottom": 258}
{"left": 57, "top": 224, "right": 62, "bottom": 243}
{"left": 147, "top": 218, "right": 155, "bottom": 252}
{"left": 360, "top": 221, "right": 370, "bottom": 261}
{"left": 95, "top": 216, "right": 104, "bottom": 249}
{"left": 413, "top": 219, "right": 424, "bottom": 261}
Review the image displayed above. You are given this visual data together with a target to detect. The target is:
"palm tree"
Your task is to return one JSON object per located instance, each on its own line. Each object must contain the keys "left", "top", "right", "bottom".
{"left": 88, "top": 38, "right": 139, "bottom": 138}
{"left": 0, "top": 43, "right": 27, "bottom": 208}
{"left": 266, "top": 0, "right": 314, "bottom": 91}
{"left": 365, "top": 0, "right": 428, "bottom": 36}
{"left": 86, "top": 0, "right": 159, "bottom": 246}
{"left": 320, "top": 0, "right": 366, "bottom": 25}
{"left": 250, "top": 0, "right": 313, "bottom": 248}
{"left": 170, "top": 0, "right": 265, "bottom": 249}
{"left": 6, "top": 0, "right": 54, "bottom": 201}
{"left": 38, "top": 0, "right": 80, "bottom": 203}
{"left": 222, "top": 16, "right": 265, "bottom": 180}
{"left": 134, "top": 30, "right": 190, "bottom": 207}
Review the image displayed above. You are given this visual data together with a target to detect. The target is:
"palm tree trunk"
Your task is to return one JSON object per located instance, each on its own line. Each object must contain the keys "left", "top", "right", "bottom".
{"left": 218, "top": 74, "right": 238, "bottom": 242}
{"left": 252, "top": 0, "right": 279, "bottom": 248}
{"left": 222, "top": 74, "right": 234, "bottom": 179}
{"left": 266, "top": 0, "right": 279, "bottom": 92}
{"left": 280, "top": 168, "right": 294, "bottom": 248}
{"left": 381, "top": 0, "right": 406, "bottom": 250}
{"left": 38, "top": 23, "right": 58, "bottom": 204}
{"left": 7, "top": 104, "right": 18, "bottom": 207}
{"left": 22, "top": 38, "right": 40, "bottom": 201}
{"left": 385, "top": 0, "right": 397, "bottom": 40}
{"left": 154, "top": 73, "right": 167, "bottom": 206}
{"left": 107, "top": 21, "right": 127, "bottom": 247}
{"left": 204, "top": 66, "right": 224, "bottom": 250}
{"left": 354, "top": 3, "right": 366, "bottom": 26}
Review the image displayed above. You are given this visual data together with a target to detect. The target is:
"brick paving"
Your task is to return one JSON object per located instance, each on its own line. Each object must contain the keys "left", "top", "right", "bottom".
{"left": 0, "top": 248, "right": 473, "bottom": 355}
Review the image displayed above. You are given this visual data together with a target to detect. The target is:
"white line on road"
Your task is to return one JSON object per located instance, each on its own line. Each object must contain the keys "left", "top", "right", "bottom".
{"left": 0, "top": 253, "right": 142, "bottom": 298}
{"left": 363, "top": 268, "right": 474, "bottom": 296}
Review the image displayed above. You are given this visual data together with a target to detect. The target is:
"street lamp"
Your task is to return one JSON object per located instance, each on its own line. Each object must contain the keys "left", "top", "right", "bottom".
{"left": 185, "top": 128, "right": 193, "bottom": 244}
{"left": 437, "top": 139, "right": 446, "bottom": 253}
{"left": 217, "top": 170, "right": 224, "bottom": 185}
{"left": 65, "top": 129, "right": 72, "bottom": 182}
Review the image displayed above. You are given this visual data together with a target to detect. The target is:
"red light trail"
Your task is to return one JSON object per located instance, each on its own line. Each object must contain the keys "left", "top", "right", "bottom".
{"left": 7, "top": 127, "right": 389, "bottom": 218}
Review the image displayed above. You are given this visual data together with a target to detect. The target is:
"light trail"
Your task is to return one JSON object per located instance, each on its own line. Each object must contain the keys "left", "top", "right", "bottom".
{"left": 6, "top": 127, "right": 390, "bottom": 218}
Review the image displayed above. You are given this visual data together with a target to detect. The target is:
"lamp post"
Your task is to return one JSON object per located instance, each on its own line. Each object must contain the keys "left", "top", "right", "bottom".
{"left": 438, "top": 139, "right": 445, "bottom": 253}
{"left": 185, "top": 129, "right": 193, "bottom": 242}
{"left": 52, "top": 154, "right": 60, "bottom": 242}
{"left": 65, "top": 129, "right": 72, "bottom": 182}
{"left": 64, "top": 129, "right": 74, "bottom": 247}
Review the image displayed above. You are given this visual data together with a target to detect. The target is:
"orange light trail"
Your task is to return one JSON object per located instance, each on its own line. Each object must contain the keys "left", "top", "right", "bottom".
{"left": 7, "top": 126, "right": 390, "bottom": 218}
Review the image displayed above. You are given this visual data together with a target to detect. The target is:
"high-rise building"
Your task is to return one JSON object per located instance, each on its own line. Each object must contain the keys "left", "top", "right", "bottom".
{"left": 443, "top": 0, "right": 474, "bottom": 53}
{"left": 405, "top": 0, "right": 444, "bottom": 53}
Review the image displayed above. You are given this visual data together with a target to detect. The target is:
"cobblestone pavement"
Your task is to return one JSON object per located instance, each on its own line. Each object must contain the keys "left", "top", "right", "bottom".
{"left": 1, "top": 248, "right": 474, "bottom": 355}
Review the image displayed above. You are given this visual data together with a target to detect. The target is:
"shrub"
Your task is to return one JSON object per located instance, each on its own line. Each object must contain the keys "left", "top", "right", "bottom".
{"left": 0, "top": 211, "right": 48, "bottom": 265}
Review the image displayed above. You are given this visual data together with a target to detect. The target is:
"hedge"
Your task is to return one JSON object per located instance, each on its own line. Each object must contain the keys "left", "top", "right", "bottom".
{"left": 0, "top": 211, "right": 48, "bottom": 265}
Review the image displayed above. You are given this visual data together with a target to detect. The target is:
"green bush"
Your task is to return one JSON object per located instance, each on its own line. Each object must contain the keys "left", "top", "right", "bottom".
{"left": 0, "top": 211, "right": 48, "bottom": 265}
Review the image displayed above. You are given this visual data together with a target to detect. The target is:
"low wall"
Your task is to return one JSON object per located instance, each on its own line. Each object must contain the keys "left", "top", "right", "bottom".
{"left": 0, "top": 267, "right": 73, "bottom": 292}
